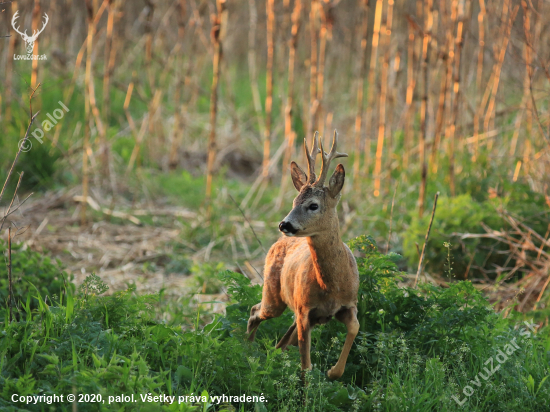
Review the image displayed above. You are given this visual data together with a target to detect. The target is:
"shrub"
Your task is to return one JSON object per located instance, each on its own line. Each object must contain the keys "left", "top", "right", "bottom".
{"left": 403, "top": 191, "right": 549, "bottom": 280}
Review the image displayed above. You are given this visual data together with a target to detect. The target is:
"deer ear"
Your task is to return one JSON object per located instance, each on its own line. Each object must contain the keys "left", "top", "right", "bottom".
{"left": 328, "top": 164, "right": 345, "bottom": 198}
{"left": 290, "top": 161, "right": 307, "bottom": 191}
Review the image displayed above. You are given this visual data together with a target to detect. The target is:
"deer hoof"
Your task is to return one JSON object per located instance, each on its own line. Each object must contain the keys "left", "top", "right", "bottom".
{"left": 327, "top": 366, "right": 342, "bottom": 380}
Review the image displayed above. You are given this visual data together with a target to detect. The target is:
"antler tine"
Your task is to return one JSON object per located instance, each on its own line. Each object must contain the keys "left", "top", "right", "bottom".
{"left": 314, "top": 130, "right": 348, "bottom": 187}
{"left": 31, "top": 13, "right": 49, "bottom": 39}
{"left": 11, "top": 11, "right": 27, "bottom": 37}
{"left": 304, "top": 131, "right": 321, "bottom": 184}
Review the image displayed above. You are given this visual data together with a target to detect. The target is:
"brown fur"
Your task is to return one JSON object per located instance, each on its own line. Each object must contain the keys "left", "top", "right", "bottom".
{"left": 247, "top": 132, "right": 359, "bottom": 380}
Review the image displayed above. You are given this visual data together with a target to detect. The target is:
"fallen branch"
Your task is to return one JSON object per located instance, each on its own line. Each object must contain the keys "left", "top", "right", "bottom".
{"left": 73, "top": 195, "right": 142, "bottom": 225}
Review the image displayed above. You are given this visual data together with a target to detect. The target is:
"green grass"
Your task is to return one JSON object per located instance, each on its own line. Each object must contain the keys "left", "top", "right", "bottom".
{"left": 1, "top": 237, "right": 549, "bottom": 411}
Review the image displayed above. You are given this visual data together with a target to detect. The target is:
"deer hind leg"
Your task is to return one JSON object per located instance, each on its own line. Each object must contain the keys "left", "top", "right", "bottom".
{"left": 327, "top": 306, "right": 359, "bottom": 380}
{"left": 276, "top": 321, "right": 298, "bottom": 351}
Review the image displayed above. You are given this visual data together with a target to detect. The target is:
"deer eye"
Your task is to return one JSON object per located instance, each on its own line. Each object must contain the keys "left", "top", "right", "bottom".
{"left": 309, "top": 204, "right": 319, "bottom": 211}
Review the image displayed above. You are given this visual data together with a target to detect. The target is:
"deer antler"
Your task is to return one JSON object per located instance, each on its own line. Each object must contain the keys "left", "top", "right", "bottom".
{"left": 30, "top": 13, "right": 49, "bottom": 41}
{"left": 314, "top": 130, "right": 348, "bottom": 187}
{"left": 11, "top": 11, "right": 28, "bottom": 38}
{"left": 304, "top": 131, "right": 321, "bottom": 184}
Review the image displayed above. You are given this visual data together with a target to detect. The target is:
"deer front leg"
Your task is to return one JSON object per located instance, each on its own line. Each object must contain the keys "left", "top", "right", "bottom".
{"left": 247, "top": 303, "right": 263, "bottom": 342}
{"left": 296, "top": 309, "right": 312, "bottom": 375}
{"left": 327, "top": 307, "right": 359, "bottom": 380}
{"left": 247, "top": 299, "right": 287, "bottom": 342}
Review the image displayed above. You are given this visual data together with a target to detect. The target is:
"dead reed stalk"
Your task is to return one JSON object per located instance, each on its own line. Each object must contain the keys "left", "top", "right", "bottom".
{"left": 429, "top": 0, "right": 450, "bottom": 174}
{"left": 144, "top": 0, "right": 155, "bottom": 90}
{"left": 402, "top": 20, "right": 417, "bottom": 172}
{"left": 510, "top": 21, "right": 530, "bottom": 159}
{"left": 307, "top": 0, "right": 319, "bottom": 140}
{"left": 374, "top": 0, "right": 394, "bottom": 198}
{"left": 483, "top": 1, "right": 518, "bottom": 136}
{"left": 168, "top": 0, "right": 187, "bottom": 169}
{"left": 429, "top": 56, "right": 448, "bottom": 174}
{"left": 418, "top": 0, "right": 433, "bottom": 217}
{"left": 247, "top": 0, "right": 265, "bottom": 138}
{"left": 4, "top": 0, "right": 18, "bottom": 122}
{"left": 100, "top": 0, "right": 116, "bottom": 174}
{"left": 352, "top": 0, "right": 370, "bottom": 192}
{"left": 316, "top": 0, "right": 332, "bottom": 137}
{"left": 205, "top": 0, "right": 227, "bottom": 205}
{"left": 363, "top": 0, "right": 384, "bottom": 177}
{"left": 472, "top": 0, "right": 486, "bottom": 160}
{"left": 278, "top": 0, "right": 303, "bottom": 209}
{"left": 31, "top": 0, "right": 41, "bottom": 89}
{"left": 447, "top": 0, "right": 469, "bottom": 197}
{"left": 385, "top": 44, "right": 400, "bottom": 182}
{"left": 82, "top": 0, "right": 95, "bottom": 226}
{"left": 262, "top": 0, "right": 275, "bottom": 180}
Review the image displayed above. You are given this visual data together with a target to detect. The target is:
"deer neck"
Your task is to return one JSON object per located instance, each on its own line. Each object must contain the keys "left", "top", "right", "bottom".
{"left": 306, "top": 215, "right": 345, "bottom": 290}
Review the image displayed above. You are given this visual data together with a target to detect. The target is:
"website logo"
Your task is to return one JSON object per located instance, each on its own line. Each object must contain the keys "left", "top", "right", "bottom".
{"left": 11, "top": 10, "right": 48, "bottom": 60}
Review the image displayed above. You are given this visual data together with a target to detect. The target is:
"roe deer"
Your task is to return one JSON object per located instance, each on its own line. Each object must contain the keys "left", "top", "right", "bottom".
{"left": 247, "top": 130, "right": 359, "bottom": 380}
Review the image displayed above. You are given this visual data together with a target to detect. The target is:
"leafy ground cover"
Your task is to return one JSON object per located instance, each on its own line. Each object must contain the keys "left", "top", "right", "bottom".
{"left": 1, "top": 237, "right": 549, "bottom": 412}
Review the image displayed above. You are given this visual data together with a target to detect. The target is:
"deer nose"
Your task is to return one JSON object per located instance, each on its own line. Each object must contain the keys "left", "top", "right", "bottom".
{"left": 279, "top": 221, "right": 298, "bottom": 235}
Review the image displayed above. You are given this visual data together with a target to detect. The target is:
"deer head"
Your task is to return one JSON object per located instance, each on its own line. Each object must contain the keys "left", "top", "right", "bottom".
{"left": 12, "top": 11, "right": 49, "bottom": 54}
{"left": 279, "top": 130, "right": 348, "bottom": 237}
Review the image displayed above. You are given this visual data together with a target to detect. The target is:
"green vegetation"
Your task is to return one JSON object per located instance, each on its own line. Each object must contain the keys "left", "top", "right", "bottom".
{"left": 2, "top": 237, "right": 549, "bottom": 411}
{"left": 1, "top": 2, "right": 549, "bottom": 411}
{"left": 403, "top": 189, "right": 550, "bottom": 279}
{"left": 0, "top": 240, "right": 74, "bottom": 310}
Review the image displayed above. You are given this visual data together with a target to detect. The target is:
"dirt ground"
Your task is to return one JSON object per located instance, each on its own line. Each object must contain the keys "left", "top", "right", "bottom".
{"left": 2, "top": 187, "right": 215, "bottom": 300}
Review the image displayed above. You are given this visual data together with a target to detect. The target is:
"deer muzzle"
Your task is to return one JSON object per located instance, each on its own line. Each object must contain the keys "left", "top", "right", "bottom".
{"left": 279, "top": 220, "right": 298, "bottom": 236}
